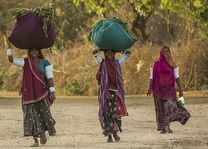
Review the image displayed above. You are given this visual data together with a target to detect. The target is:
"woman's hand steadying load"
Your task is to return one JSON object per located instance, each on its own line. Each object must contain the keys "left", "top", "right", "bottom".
{"left": 124, "top": 50, "right": 131, "bottom": 56}
{"left": 92, "top": 49, "right": 101, "bottom": 55}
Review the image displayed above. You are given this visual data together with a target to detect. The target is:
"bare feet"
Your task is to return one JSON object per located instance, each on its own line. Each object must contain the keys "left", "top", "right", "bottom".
{"left": 113, "top": 133, "right": 120, "bottom": 141}
{"left": 40, "top": 132, "right": 47, "bottom": 145}
{"left": 107, "top": 135, "right": 113, "bottom": 143}
{"left": 165, "top": 125, "right": 173, "bottom": 133}
{"left": 160, "top": 128, "right": 166, "bottom": 134}
{"left": 30, "top": 137, "right": 39, "bottom": 147}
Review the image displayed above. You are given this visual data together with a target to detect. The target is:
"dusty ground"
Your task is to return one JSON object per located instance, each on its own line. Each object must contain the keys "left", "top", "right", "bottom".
{"left": 0, "top": 96, "right": 208, "bottom": 149}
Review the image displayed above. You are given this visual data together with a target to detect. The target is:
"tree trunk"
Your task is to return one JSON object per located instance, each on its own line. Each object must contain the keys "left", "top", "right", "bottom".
{"left": 127, "top": 0, "right": 152, "bottom": 42}
{"left": 167, "top": 10, "right": 175, "bottom": 39}
{"left": 131, "top": 14, "right": 150, "bottom": 42}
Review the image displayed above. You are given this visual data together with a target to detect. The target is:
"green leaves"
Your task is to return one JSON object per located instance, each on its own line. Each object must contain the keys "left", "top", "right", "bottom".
{"left": 9, "top": 8, "right": 31, "bottom": 18}
{"left": 73, "top": 0, "right": 157, "bottom": 17}
{"left": 160, "top": 0, "right": 208, "bottom": 39}
{"left": 160, "top": 0, "right": 207, "bottom": 22}
{"left": 129, "top": 0, "right": 157, "bottom": 16}
{"left": 72, "top": 0, "right": 121, "bottom": 17}
{"left": 33, "top": 3, "right": 55, "bottom": 37}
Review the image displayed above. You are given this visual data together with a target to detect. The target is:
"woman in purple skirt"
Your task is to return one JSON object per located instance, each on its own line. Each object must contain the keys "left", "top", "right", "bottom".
{"left": 147, "top": 46, "right": 191, "bottom": 133}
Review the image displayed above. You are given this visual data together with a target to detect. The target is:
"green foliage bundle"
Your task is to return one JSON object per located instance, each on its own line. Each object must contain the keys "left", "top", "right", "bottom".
{"left": 9, "top": 3, "right": 55, "bottom": 37}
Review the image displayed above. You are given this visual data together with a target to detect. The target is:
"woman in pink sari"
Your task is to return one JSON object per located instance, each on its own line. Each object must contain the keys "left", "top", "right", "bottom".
{"left": 147, "top": 46, "right": 190, "bottom": 133}
{"left": 92, "top": 49, "right": 130, "bottom": 142}
{"left": 7, "top": 41, "right": 56, "bottom": 147}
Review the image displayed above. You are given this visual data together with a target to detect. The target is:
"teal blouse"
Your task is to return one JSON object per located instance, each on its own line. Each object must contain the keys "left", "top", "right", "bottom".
{"left": 37, "top": 59, "right": 51, "bottom": 77}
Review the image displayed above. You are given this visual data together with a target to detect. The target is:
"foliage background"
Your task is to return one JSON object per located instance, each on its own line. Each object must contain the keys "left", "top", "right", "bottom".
{"left": 0, "top": 0, "right": 207, "bottom": 95}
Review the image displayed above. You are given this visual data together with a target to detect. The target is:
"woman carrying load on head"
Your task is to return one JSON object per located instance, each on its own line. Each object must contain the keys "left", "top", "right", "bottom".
{"left": 92, "top": 48, "right": 130, "bottom": 142}
{"left": 6, "top": 40, "right": 56, "bottom": 147}
{"left": 147, "top": 46, "right": 191, "bottom": 134}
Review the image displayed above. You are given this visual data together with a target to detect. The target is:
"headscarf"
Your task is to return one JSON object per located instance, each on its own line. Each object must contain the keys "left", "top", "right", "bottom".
{"left": 151, "top": 46, "right": 176, "bottom": 99}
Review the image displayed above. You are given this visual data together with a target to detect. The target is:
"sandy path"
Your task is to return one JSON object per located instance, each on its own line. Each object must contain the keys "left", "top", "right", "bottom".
{"left": 0, "top": 97, "right": 208, "bottom": 149}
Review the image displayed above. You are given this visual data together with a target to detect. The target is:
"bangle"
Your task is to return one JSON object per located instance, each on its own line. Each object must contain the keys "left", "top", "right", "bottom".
{"left": 49, "top": 87, "right": 55, "bottom": 93}
{"left": 7, "top": 48, "right": 13, "bottom": 56}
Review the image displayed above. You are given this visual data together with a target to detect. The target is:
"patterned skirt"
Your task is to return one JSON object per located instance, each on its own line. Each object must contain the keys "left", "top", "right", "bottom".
{"left": 153, "top": 94, "right": 191, "bottom": 131}
{"left": 22, "top": 98, "right": 56, "bottom": 137}
{"left": 101, "top": 90, "right": 122, "bottom": 136}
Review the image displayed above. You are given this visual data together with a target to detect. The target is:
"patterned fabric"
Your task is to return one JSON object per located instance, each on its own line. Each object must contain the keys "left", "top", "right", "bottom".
{"left": 21, "top": 52, "right": 53, "bottom": 106}
{"left": 103, "top": 52, "right": 117, "bottom": 90}
{"left": 23, "top": 98, "right": 56, "bottom": 137}
{"left": 102, "top": 91, "right": 121, "bottom": 136}
{"left": 96, "top": 59, "right": 128, "bottom": 122}
{"left": 153, "top": 94, "right": 191, "bottom": 131}
{"left": 21, "top": 50, "right": 55, "bottom": 137}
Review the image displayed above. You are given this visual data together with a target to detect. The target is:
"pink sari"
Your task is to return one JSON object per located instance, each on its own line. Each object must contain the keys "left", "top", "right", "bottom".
{"left": 151, "top": 47, "right": 190, "bottom": 130}
{"left": 151, "top": 49, "right": 176, "bottom": 100}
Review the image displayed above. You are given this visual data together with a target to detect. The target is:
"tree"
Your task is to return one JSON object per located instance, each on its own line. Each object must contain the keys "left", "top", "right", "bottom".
{"left": 127, "top": 0, "right": 157, "bottom": 42}
{"left": 160, "top": 0, "right": 208, "bottom": 40}
{"left": 72, "top": 0, "right": 121, "bottom": 17}
{"left": 72, "top": 0, "right": 158, "bottom": 42}
{"left": 53, "top": 0, "right": 93, "bottom": 48}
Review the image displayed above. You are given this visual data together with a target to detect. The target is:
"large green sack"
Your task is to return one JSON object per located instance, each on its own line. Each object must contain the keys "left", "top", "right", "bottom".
{"left": 90, "top": 17, "right": 137, "bottom": 51}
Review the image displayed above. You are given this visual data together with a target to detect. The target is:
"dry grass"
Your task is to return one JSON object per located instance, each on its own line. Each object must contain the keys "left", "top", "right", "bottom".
{"left": 0, "top": 40, "right": 208, "bottom": 95}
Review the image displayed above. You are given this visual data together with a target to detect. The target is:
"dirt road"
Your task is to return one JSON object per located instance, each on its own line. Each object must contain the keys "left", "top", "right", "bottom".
{"left": 0, "top": 96, "right": 207, "bottom": 149}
